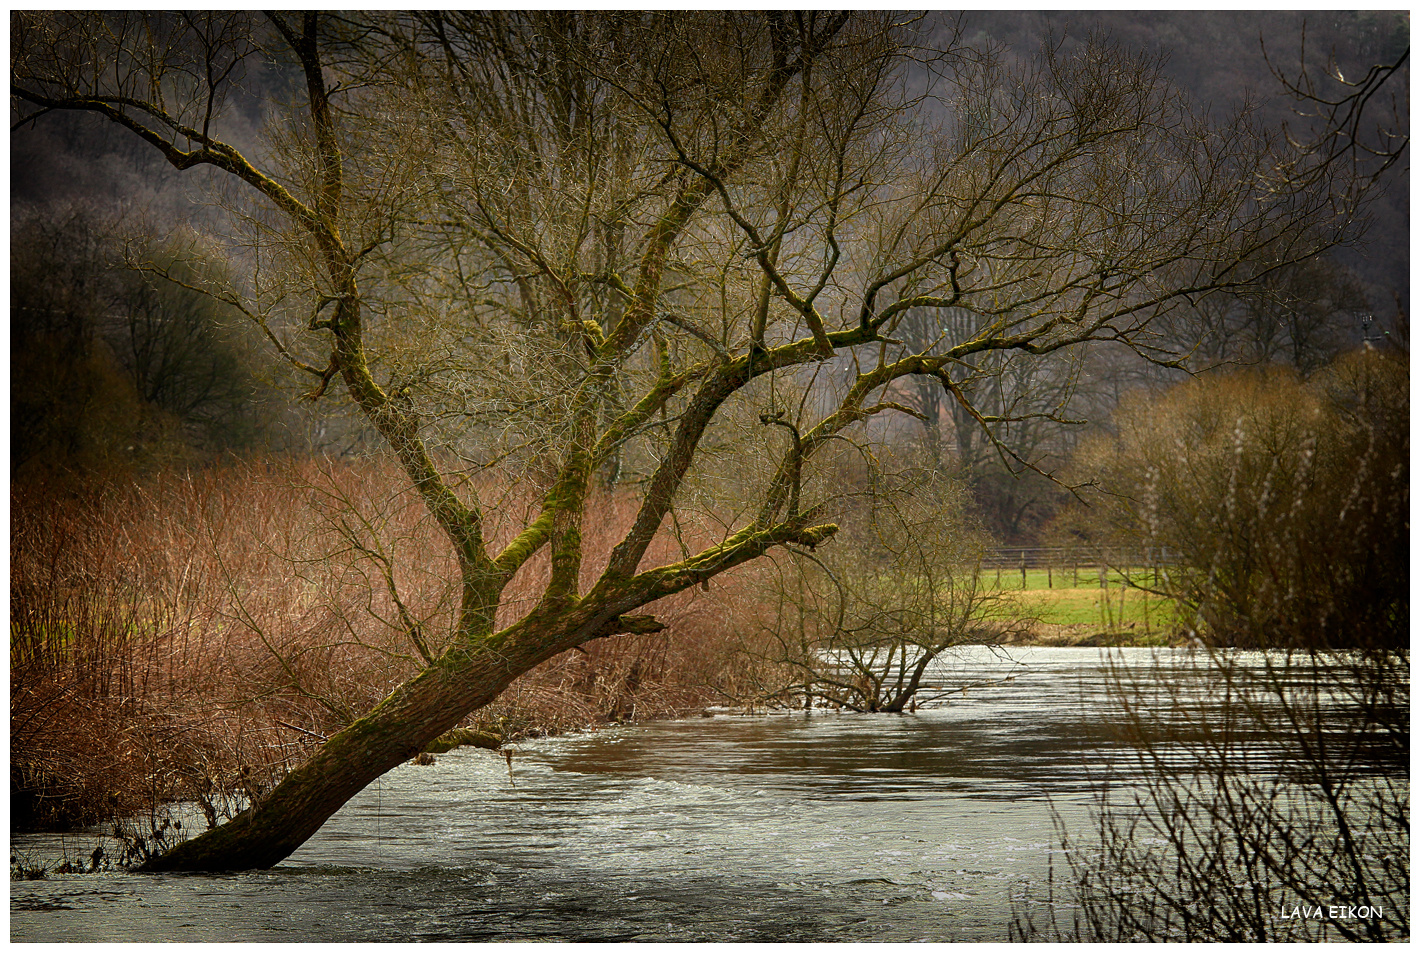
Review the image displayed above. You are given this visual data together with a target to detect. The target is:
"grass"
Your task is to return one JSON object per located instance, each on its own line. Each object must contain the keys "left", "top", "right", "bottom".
{"left": 983, "top": 566, "right": 1183, "bottom": 637}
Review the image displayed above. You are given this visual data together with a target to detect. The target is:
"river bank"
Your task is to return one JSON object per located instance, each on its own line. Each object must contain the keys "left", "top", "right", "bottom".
{"left": 998, "top": 622, "right": 1184, "bottom": 648}
{"left": 8, "top": 617, "right": 1181, "bottom": 852}
{"left": 9, "top": 460, "right": 1185, "bottom": 846}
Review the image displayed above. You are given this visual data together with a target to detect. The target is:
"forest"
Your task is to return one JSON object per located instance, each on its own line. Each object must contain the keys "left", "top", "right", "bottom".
{"left": 9, "top": 10, "right": 1409, "bottom": 939}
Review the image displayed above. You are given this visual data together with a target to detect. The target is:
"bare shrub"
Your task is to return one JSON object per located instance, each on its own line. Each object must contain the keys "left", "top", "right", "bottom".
{"left": 1016, "top": 350, "right": 1408, "bottom": 941}
{"left": 727, "top": 455, "right": 1010, "bottom": 712}
{"left": 1012, "top": 646, "right": 1408, "bottom": 942}
{"left": 11, "top": 470, "right": 329, "bottom": 831}
{"left": 1065, "top": 349, "right": 1408, "bottom": 649}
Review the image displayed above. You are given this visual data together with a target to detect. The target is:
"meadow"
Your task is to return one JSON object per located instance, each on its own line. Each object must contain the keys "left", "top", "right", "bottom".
{"left": 985, "top": 566, "right": 1183, "bottom": 645}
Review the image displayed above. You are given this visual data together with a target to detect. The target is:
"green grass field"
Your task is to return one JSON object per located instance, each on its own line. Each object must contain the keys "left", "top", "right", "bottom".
{"left": 984, "top": 566, "right": 1181, "bottom": 633}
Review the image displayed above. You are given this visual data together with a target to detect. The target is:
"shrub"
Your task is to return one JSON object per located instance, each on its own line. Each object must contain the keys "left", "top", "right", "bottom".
{"left": 1012, "top": 645, "right": 1409, "bottom": 942}
{"left": 10, "top": 458, "right": 753, "bottom": 837}
{"left": 1064, "top": 350, "right": 1407, "bottom": 648}
{"left": 732, "top": 458, "right": 1008, "bottom": 712}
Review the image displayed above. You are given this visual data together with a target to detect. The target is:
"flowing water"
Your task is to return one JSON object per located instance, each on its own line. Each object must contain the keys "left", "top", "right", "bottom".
{"left": 8, "top": 646, "right": 1388, "bottom": 942}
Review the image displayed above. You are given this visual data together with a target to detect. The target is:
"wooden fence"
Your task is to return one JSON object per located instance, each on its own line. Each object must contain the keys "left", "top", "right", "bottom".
{"left": 981, "top": 546, "right": 1177, "bottom": 589}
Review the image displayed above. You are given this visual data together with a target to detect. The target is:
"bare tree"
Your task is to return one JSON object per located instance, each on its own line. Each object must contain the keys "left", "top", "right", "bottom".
{"left": 11, "top": 205, "right": 122, "bottom": 472}
{"left": 110, "top": 236, "right": 283, "bottom": 451}
{"left": 11, "top": 12, "right": 1398, "bottom": 870}
{"left": 1186, "top": 258, "right": 1371, "bottom": 372}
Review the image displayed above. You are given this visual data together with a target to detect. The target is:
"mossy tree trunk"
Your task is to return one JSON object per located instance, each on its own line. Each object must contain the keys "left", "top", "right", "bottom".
{"left": 139, "top": 516, "right": 830, "bottom": 872}
{"left": 135, "top": 607, "right": 644, "bottom": 871}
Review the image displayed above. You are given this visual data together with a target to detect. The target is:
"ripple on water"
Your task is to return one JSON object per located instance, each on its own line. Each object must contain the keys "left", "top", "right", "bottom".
{"left": 14, "top": 647, "right": 1346, "bottom": 942}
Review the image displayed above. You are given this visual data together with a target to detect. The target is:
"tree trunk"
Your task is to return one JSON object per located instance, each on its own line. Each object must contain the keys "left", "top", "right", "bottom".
{"left": 139, "top": 642, "right": 528, "bottom": 871}
{"left": 138, "top": 592, "right": 679, "bottom": 871}
{"left": 879, "top": 652, "right": 938, "bottom": 713}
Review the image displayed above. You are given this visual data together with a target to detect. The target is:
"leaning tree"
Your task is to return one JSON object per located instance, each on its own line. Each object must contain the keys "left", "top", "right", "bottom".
{"left": 10, "top": 11, "right": 1397, "bottom": 870}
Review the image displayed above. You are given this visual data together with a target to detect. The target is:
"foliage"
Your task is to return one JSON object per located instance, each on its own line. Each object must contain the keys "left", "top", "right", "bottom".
{"left": 1064, "top": 350, "right": 1408, "bottom": 648}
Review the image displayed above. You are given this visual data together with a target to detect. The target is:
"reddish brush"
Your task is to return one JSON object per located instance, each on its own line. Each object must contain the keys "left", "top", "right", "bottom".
{"left": 11, "top": 457, "right": 765, "bottom": 833}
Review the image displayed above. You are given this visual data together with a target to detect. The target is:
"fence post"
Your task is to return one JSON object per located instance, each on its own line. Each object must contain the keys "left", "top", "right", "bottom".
{"left": 1020, "top": 553, "right": 1027, "bottom": 590}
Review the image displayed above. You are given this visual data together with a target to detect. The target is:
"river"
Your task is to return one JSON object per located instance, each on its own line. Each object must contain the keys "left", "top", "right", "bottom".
{"left": 7, "top": 646, "right": 1387, "bottom": 942}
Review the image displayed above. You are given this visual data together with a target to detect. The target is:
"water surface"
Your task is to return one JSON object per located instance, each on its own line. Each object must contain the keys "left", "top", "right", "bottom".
{"left": 8, "top": 646, "right": 1288, "bottom": 942}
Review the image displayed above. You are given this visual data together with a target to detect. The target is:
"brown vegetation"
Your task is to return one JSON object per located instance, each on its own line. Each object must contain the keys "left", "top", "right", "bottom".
{"left": 10, "top": 458, "right": 759, "bottom": 838}
{"left": 1060, "top": 349, "right": 1408, "bottom": 649}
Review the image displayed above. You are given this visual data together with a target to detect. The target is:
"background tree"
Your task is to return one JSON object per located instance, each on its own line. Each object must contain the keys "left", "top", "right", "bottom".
{"left": 111, "top": 237, "right": 282, "bottom": 453}
{"left": 10, "top": 11, "right": 1397, "bottom": 870}
{"left": 889, "top": 304, "right": 1084, "bottom": 541}
{"left": 11, "top": 205, "right": 136, "bottom": 475}
{"left": 11, "top": 207, "right": 293, "bottom": 480}
{"left": 1184, "top": 252, "right": 1374, "bottom": 374}
{"left": 932, "top": 11, "right": 1408, "bottom": 547}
